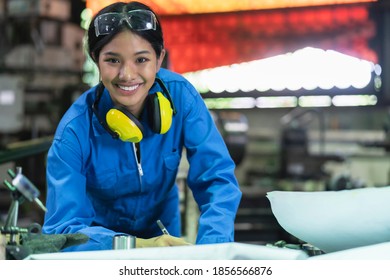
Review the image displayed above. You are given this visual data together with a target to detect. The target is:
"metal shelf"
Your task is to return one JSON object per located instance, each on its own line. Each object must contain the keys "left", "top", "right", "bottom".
{"left": 0, "top": 136, "right": 52, "bottom": 165}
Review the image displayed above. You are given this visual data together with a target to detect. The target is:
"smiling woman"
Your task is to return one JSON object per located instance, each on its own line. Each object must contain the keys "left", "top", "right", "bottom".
{"left": 42, "top": 1, "right": 242, "bottom": 252}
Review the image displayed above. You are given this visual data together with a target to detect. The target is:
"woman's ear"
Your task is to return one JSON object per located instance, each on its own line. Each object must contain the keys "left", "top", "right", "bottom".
{"left": 156, "top": 49, "right": 166, "bottom": 71}
{"left": 90, "top": 51, "right": 98, "bottom": 64}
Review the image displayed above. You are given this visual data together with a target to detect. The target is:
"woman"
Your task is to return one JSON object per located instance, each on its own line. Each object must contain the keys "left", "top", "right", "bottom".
{"left": 42, "top": 1, "right": 242, "bottom": 251}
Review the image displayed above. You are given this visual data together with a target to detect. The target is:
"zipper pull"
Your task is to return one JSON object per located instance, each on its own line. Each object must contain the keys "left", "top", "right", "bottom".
{"left": 137, "top": 163, "right": 144, "bottom": 176}
{"left": 133, "top": 143, "right": 144, "bottom": 177}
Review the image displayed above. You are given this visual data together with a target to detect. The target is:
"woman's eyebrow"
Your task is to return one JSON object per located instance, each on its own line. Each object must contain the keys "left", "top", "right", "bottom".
{"left": 101, "top": 51, "right": 120, "bottom": 57}
{"left": 134, "top": 50, "right": 152, "bottom": 56}
{"left": 101, "top": 50, "right": 152, "bottom": 57}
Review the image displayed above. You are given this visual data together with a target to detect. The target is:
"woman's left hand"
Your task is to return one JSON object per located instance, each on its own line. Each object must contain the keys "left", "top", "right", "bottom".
{"left": 136, "top": 235, "right": 192, "bottom": 248}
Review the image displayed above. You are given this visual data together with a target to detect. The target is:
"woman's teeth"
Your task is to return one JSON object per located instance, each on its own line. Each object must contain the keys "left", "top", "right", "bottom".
{"left": 118, "top": 84, "right": 139, "bottom": 91}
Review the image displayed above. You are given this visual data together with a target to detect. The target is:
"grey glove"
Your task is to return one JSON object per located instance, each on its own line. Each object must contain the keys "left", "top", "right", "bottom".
{"left": 6, "top": 232, "right": 89, "bottom": 259}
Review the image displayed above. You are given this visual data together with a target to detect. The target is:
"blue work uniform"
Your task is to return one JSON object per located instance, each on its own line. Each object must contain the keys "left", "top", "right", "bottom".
{"left": 42, "top": 68, "right": 242, "bottom": 251}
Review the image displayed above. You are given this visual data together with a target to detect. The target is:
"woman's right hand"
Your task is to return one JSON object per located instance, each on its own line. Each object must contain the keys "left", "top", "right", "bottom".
{"left": 136, "top": 235, "right": 192, "bottom": 248}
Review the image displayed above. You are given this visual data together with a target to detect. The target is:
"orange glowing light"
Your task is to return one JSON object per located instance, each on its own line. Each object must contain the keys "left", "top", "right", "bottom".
{"left": 86, "top": 0, "right": 377, "bottom": 15}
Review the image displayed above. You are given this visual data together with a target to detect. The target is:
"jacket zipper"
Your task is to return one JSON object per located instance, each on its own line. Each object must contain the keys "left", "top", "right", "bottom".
{"left": 132, "top": 143, "right": 143, "bottom": 187}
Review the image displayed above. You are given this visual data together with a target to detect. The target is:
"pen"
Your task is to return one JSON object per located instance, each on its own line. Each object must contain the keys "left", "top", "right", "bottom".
{"left": 157, "top": 219, "right": 170, "bottom": 235}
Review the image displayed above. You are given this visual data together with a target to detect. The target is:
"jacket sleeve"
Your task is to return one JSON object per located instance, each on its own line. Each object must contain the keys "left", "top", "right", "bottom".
{"left": 182, "top": 86, "right": 242, "bottom": 244}
{"left": 42, "top": 131, "right": 116, "bottom": 251}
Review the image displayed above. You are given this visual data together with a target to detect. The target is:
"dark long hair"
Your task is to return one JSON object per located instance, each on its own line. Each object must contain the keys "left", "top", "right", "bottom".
{"left": 87, "top": 1, "right": 164, "bottom": 63}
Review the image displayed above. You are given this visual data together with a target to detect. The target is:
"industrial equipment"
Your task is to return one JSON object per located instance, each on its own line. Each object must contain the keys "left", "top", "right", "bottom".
{"left": 279, "top": 108, "right": 344, "bottom": 180}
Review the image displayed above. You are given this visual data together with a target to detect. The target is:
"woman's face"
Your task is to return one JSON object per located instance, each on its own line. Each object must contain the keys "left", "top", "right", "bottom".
{"left": 98, "top": 30, "right": 165, "bottom": 117}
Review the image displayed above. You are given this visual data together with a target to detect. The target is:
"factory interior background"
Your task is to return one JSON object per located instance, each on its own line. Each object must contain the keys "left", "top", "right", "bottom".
{"left": 0, "top": 0, "right": 390, "bottom": 246}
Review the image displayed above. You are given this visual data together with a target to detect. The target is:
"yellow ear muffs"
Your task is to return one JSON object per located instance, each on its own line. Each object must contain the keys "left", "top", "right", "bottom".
{"left": 148, "top": 91, "right": 173, "bottom": 134}
{"left": 106, "top": 107, "right": 144, "bottom": 143}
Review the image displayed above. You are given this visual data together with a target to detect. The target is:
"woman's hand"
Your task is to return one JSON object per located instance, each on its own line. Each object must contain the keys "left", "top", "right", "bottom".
{"left": 136, "top": 235, "right": 192, "bottom": 248}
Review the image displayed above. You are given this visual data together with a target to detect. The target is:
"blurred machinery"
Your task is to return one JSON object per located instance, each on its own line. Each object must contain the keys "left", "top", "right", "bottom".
{"left": 279, "top": 108, "right": 345, "bottom": 180}
{"left": 0, "top": 0, "right": 85, "bottom": 143}
{"left": 359, "top": 107, "right": 390, "bottom": 153}
{"left": 213, "top": 111, "right": 249, "bottom": 166}
{"left": 0, "top": 167, "right": 46, "bottom": 259}
{"left": 0, "top": 0, "right": 86, "bottom": 224}
{"left": 0, "top": 166, "right": 86, "bottom": 259}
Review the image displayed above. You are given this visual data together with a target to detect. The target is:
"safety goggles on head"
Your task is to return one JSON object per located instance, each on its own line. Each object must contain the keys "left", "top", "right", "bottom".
{"left": 94, "top": 9, "right": 157, "bottom": 37}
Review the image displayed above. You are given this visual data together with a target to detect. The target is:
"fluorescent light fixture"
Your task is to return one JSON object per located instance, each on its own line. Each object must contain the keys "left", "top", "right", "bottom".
{"left": 0, "top": 90, "right": 16, "bottom": 105}
{"left": 204, "top": 97, "right": 256, "bottom": 109}
{"left": 299, "top": 95, "right": 332, "bottom": 107}
{"left": 184, "top": 47, "right": 379, "bottom": 94}
{"left": 332, "top": 95, "right": 377, "bottom": 106}
{"left": 256, "top": 96, "right": 298, "bottom": 108}
{"left": 224, "top": 122, "right": 249, "bottom": 132}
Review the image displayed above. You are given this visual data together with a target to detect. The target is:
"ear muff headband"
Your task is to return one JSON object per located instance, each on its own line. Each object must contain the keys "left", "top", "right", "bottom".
{"left": 149, "top": 91, "right": 173, "bottom": 134}
{"left": 155, "top": 77, "right": 176, "bottom": 115}
{"left": 106, "top": 106, "right": 144, "bottom": 143}
{"left": 92, "top": 78, "right": 175, "bottom": 142}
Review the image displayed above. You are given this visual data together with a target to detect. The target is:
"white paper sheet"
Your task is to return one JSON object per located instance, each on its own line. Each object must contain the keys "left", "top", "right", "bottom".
{"left": 309, "top": 241, "right": 390, "bottom": 259}
{"left": 26, "top": 242, "right": 308, "bottom": 260}
{"left": 267, "top": 186, "right": 390, "bottom": 253}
